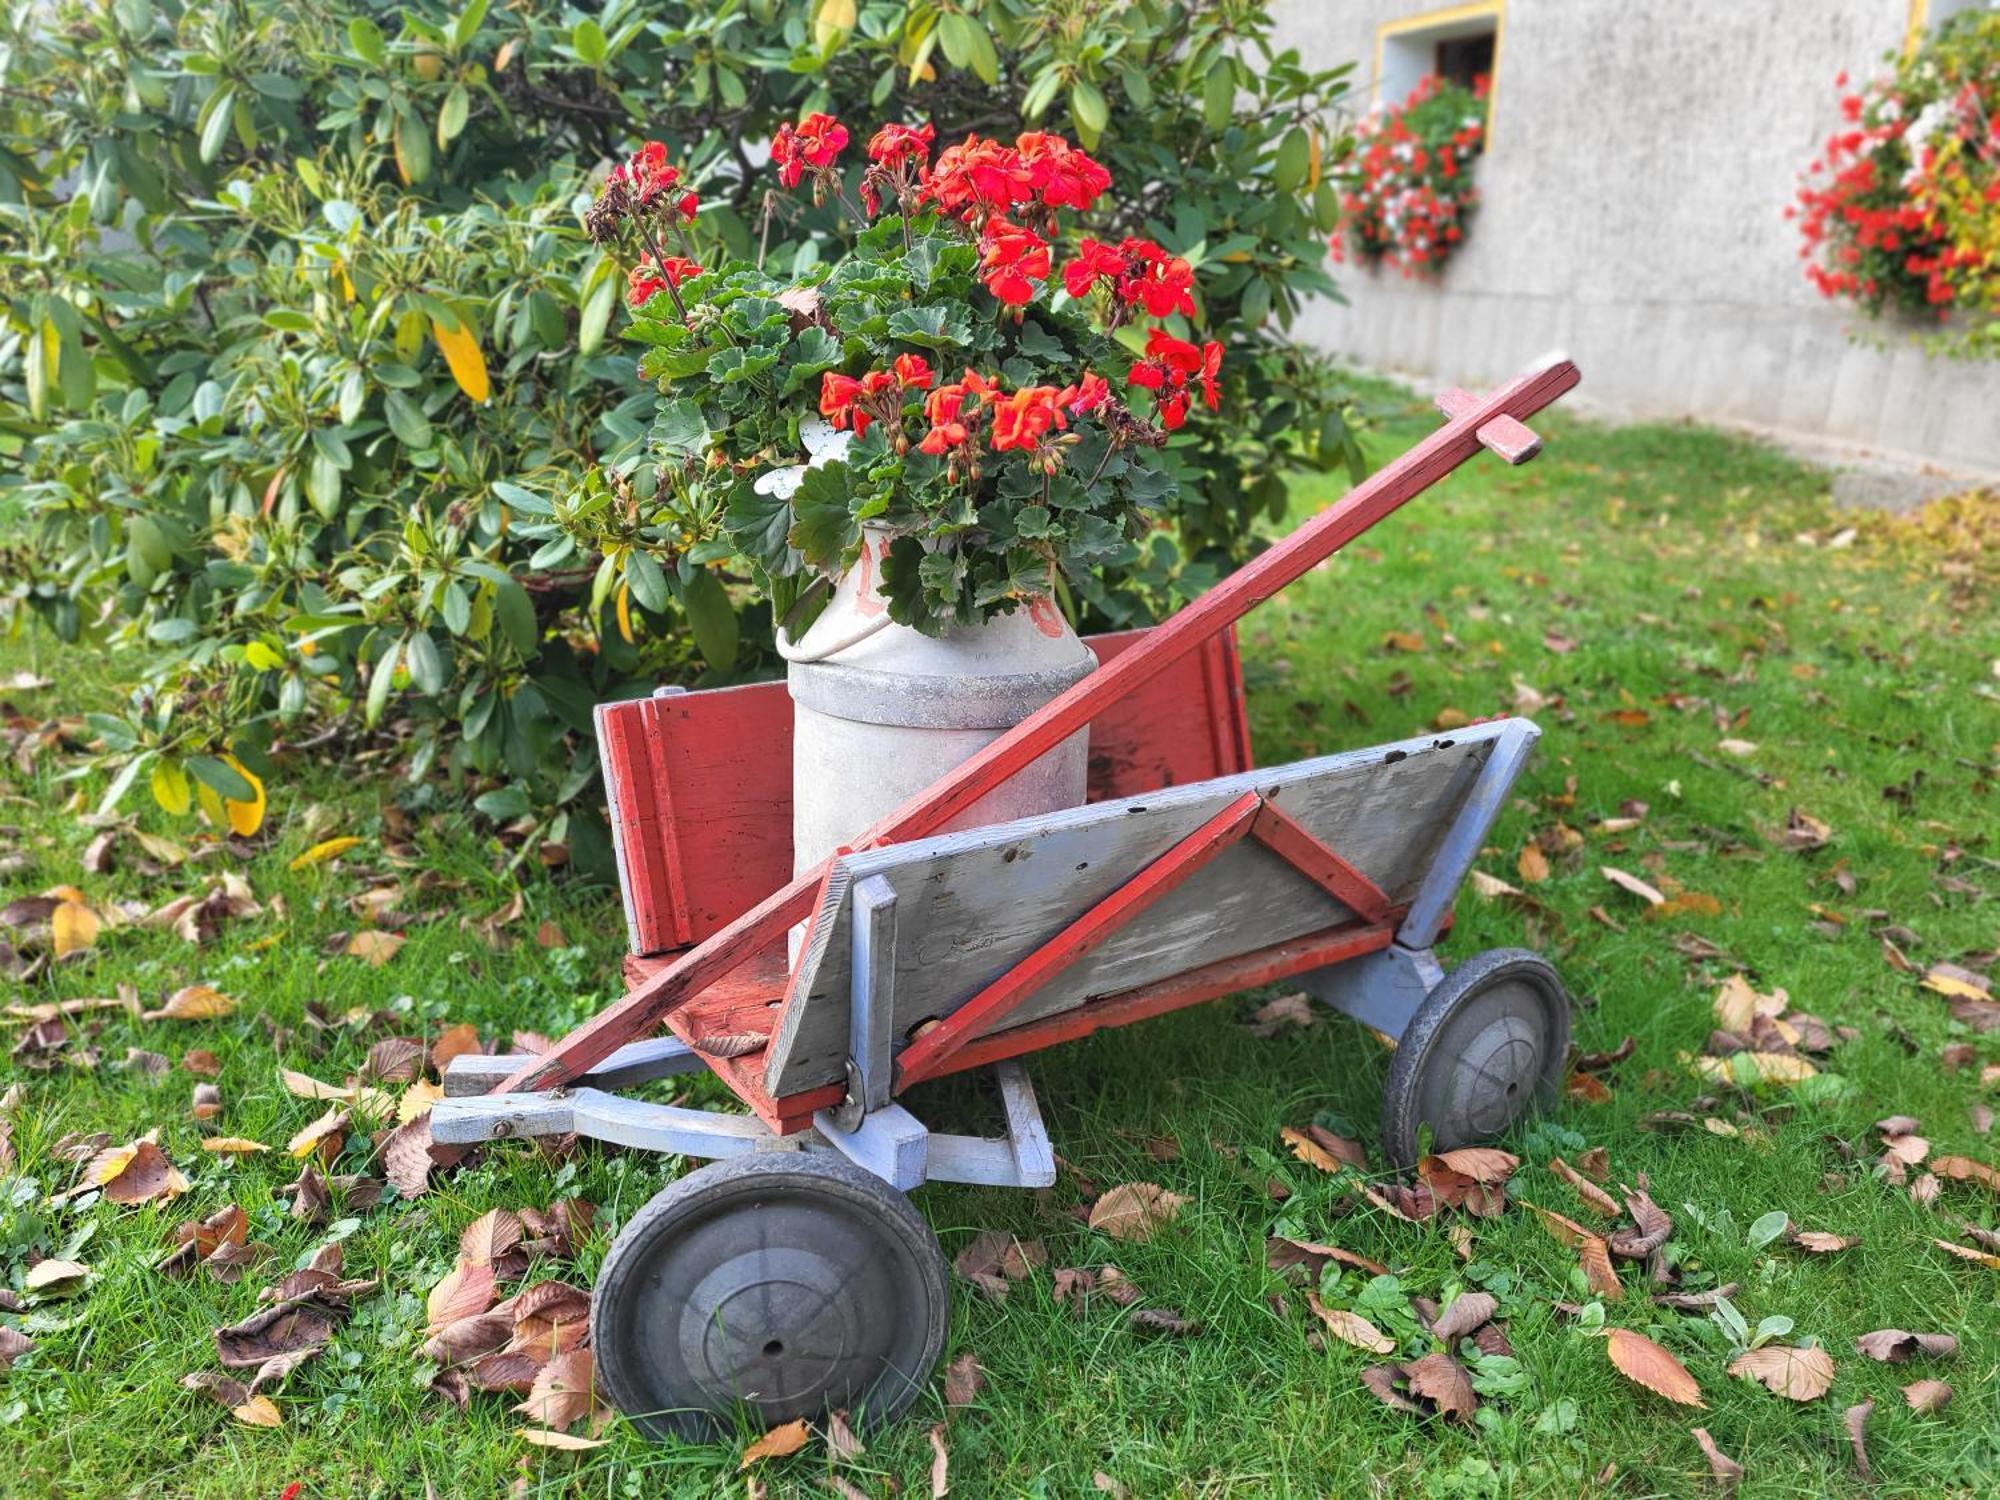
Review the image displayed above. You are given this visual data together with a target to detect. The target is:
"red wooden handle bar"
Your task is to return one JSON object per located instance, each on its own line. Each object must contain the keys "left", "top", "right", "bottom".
{"left": 495, "top": 352, "right": 1581, "bottom": 1096}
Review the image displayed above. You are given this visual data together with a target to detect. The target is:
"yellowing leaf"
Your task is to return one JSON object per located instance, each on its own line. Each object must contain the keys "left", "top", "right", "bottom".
{"left": 201, "top": 1137, "right": 269, "bottom": 1155}
{"left": 398, "top": 1078, "right": 445, "bottom": 1124}
{"left": 345, "top": 929, "right": 405, "bottom": 966}
{"left": 231, "top": 1395, "right": 283, "bottom": 1427}
{"left": 1688, "top": 1051, "right": 1818, "bottom": 1086}
{"left": 431, "top": 315, "right": 490, "bottom": 403}
{"left": 150, "top": 760, "right": 193, "bottom": 816}
{"left": 280, "top": 1069, "right": 351, "bottom": 1101}
{"left": 23, "top": 1259, "right": 90, "bottom": 1293}
{"left": 286, "top": 1106, "right": 349, "bottom": 1161}
{"left": 615, "top": 581, "right": 635, "bottom": 645}
{"left": 52, "top": 900, "right": 99, "bottom": 958}
{"left": 290, "top": 836, "right": 363, "bottom": 871}
{"left": 143, "top": 985, "right": 238, "bottom": 1022}
{"left": 196, "top": 754, "right": 267, "bottom": 837}
{"left": 1604, "top": 1328, "right": 1705, "bottom": 1407}
{"left": 518, "top": 1428, "right": 605, "bottom": 1450}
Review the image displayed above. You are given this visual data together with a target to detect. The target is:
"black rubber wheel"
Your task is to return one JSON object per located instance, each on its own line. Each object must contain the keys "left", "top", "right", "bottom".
{"left": 591, "top": 1151, "right": 950, "bottom": 1442}
{"left": 1380, "top": 948, "right": 1570, "bottom": 1169}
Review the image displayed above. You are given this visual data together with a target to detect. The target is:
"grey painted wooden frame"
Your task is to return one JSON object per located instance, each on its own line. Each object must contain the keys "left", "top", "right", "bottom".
{"left": 434, "top": 1054, "right": 1058, "bottom": 1193}
{"left": 765, "top": 719, "right": 1538, "bottom": 1098}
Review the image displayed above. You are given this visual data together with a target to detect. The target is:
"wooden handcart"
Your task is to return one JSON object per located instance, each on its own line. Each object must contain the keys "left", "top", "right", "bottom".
{"left": 435, "top": 353, "right": 1584, "bottom": 1440}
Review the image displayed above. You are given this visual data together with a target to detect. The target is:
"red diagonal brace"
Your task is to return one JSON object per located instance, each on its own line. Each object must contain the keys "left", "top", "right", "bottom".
{"left": 892, "top": 791, "right": 1263, "bottom": 1090}
{"left": 1248, "top": 799, "right": 1392, "bottom": 924}
{"left": 494, "top": 353, "right": 1581, "bottom": 1098}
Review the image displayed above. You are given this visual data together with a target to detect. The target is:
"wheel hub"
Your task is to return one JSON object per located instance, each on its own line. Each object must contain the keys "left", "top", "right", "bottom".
{"left": 682, "top": 1247, "right": 859, "bottom": 1408}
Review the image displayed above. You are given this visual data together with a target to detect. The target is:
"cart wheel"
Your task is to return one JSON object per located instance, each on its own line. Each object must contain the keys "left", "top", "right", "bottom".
{"left": 591, "top": 1151, "right": 949, "bottom": 1443}
{"left": 1380, "top": 948, "right": 1570, "bottom": 1169}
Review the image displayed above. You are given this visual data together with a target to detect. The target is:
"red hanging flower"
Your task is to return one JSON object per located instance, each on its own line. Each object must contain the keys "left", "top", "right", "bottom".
{"left": 1015, "top": 132, "right": 1112, "bottom": 213}
{"left": 773, "top": 113, "right": 850, "bottom": 189}
{"left": 978, "top": 220, "right": 1051, "bottom": 305}
{"left": 893, "top": 352, "right": 935, "bottom": 390}
{"left": 868, "top": 122, "right": 937, "bottom": 171}
{"left": 927, "top": 135, "right": 1037, "bottom": 222}
{"left": 1062, "top": 238, "right": 1128, "bottom": 299}
{"left": 1197, "top": 340, "right": 1223, "bottom": 409}
{"left": 612, "top": 141, "right": 680, "bottom": 206}
{"left": 1118, "top": 239, "right": 1197, "bottom": 319}
{"left": 989, "top": 385, "right": 1068, "bottom": 452}
{"left": 1064, "top": 371, "right": 1111, "bottom": 416}
{"left": 627, "top": 254, "right": 702, "bottom": 308}
{"left": 820, "top": 371, "right": 866, "bottom": 433}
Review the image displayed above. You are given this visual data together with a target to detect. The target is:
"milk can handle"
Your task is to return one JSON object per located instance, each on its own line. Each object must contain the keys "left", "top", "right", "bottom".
{"left": 773, "top": 609, "right": 893, "bottom": 664}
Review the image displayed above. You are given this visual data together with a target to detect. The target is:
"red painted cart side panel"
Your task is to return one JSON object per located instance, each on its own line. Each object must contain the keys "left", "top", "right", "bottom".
{"left": 601, "top": 627, "right": 1254, "bottom": 957}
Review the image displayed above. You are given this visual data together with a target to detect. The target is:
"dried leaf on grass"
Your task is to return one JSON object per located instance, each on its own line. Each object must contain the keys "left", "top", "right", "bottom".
{"left": 1548, "top": 1157, "right": 1621, "bottom": 1216}
{"left": 1430, "top": 1291, "right": 1498, "bottom": 1343}
{"left": 1727, "top": 1343, "right": 1835, "bottom": 1401}
{"left": 1855, "top": 1329, "right": 1957, "bottom": 1362}
{"left": 941, "top": 1351, "right": 982, "bottom": 1410}
{"left": 928, "top": 1423, "right": 950, "bottom": 1498}
{"left": 82, "top": 1134, "right": 188, "bottom": 1205}
{"left": 1304, "top": 1292, "right": 1395, "bottom": 1354}
{"left": 1086, "top": 1183, "right": 1186, "bottom": 1242}
{"left": 1524, "top": 1202, "right": 1622, "bottom": 1299}
{"left": 1690, "top": 1426, "right": 1742, "bottom": 1490}
{"left": 1844, "top": 1399, "right": 1874, "bottom": 1482}
{"left": 143, "top": 984, "right": 237, "bottom": 1022}
{"left": 1401, "top": 1351, "right": 1476, "bottom": 1422}
{"left": 427, "top": 1261, "right": 497, "bottom": 1332}
{"left": 1931, "top": 1154, "right": 1999, "bottom": 1195}
{"left": 1902, "top": 1378, "right": 1953, "bottom": 1412}
{"left": 1281, "top": 1124, "right": 1366, "bottom": 1173}
{"left": 1604, "top": 1328, "right": 1705, "bottom": 1407}
{"left": 739, "top": 1417, "right": 811, "bottom": 1469}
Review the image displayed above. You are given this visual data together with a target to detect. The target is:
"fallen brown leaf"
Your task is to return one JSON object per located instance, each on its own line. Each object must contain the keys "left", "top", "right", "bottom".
{"left": 1855, "top": 1329, "right": 1956, "bottom": 1362}
{"left": 1690, "top": 1426, "right": 1742, "bottom": 1490}
{"left": 1727, "top": 1343, "right": 1835, "bottom": 1401}
{"left": 738, "top": 1417, "right": 812, "bottom": 1469}
{"left": 1430, "top": 1291, "right": 1498, "bottom": 1343}
{"left": 1844, "top": 1399, "right": 1873, "bottom": 1482}
{"left": 1304, "top": 1292, "right": 1396, "bottom": 1354}
{"left": 1902, "top": 1378, "right": 1952, "bottom": 1412}
{"left": 1402, "top": 1351, "right": 1476, "bottom": 1422}
{"left": 1604, "top": 1328, "right": 1704, "bottom": 1407}
{"left": 942, "top": 1350, "right": 982, "bottom": 1409}
{"left": 1086, "top": 1183, "right": 1187, "bottom": 1242}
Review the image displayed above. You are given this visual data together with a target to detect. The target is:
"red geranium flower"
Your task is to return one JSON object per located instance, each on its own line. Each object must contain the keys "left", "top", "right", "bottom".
{"left": 612, "top": 141, "right": 679, "bottom": 206}
{"left": 627, "top": 254, "right": 701, "bottom": 308}
{"left": 1064, "top": 371, "right": 1111, "bottom": 416}
{"left": 820, "top": 371, "right": 866, "bottom": 432}
{"left": 1015, "top": 132, "right": 1112, "bottom": 213}
{"left": 1062, "top": 238, "right": 1127, "bottom": 299}
{"left": 927, "top": 135, "right": 1037, "bottom": 222}
{"left": 978, "top": 220, "right": 1051, "bottom": 305}
{"left": 772, "top": 112, "right": 849, "bottom": 189}
{"left": 893, "top": 352, "right": 935, "bottom": 390}
{"left": 868, "top": 122, "right": 937, "bottom": 171}
{"left": 989, "top": 385, "right": 1068, "bottom": 451}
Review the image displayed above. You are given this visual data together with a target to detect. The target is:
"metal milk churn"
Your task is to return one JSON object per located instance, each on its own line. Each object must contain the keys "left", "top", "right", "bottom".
{"left": 782, "top": 524, "right": 1095, "bottom": 877}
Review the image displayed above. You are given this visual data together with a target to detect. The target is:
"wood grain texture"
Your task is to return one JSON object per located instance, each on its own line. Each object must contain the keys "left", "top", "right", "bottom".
{"left": 892, "top": 791, "right": 1263, "bottom": 1087}
{"left": 764, "top": 726, "right": 1503, "bottom": 1096}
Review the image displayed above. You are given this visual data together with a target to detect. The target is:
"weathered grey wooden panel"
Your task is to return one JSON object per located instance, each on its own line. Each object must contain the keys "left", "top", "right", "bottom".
{"left": 765, "top": 725, "right": 1509, "bottom": 1097}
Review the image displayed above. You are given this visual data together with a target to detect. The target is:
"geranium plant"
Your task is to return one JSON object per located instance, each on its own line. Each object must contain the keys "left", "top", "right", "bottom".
{"left": 536, "top": 119, "right": 1220, "bottom": 635}
{"left": 1332, "top": 75, "right": 1486, "bottom": 277}
{"left": 1789, "top": 11, "right": 1997, "bottom": 358}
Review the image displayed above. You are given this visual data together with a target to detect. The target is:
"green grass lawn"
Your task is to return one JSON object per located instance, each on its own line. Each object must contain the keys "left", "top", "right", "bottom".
{"left": 1, "top": 384, "right": 1995, "bottom": 1499}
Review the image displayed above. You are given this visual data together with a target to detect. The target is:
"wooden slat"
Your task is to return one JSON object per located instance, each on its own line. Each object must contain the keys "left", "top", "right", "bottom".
{"left": 1249, "top": 799, "right": 1392, "bottom": 924}
{"left": 912, "top": 922, "right": 1398, "bottom": 1082}
{"left": 893, "top": 791, "right": 1263, "bottom": 1088}
{"left": 500, "top": 354, "right": 1581, "bottom": 1098}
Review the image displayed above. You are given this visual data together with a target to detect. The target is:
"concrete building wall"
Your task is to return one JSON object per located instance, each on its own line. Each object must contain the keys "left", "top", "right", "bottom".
{"left": 1273, "top": 0, "right": 2000, "bottom": 480}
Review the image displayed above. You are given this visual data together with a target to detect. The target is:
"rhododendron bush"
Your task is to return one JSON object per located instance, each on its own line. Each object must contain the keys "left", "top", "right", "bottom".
{"left": 1790, "top": 12, "right": 1998, "bottom": 358}
{"left": 0, "top": 0, "right": 1361, "bottom": 869}
{"left": 1333, "top": 76, "right": 1485, "bottom": 276}
{"left": 542, "top": 122, "right": 1219, "bottom": 632}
